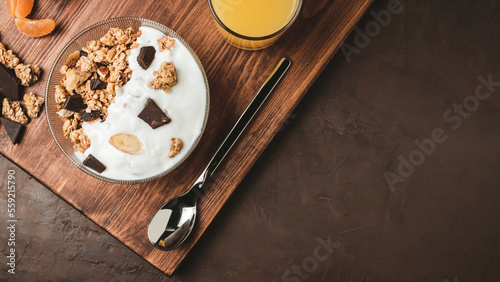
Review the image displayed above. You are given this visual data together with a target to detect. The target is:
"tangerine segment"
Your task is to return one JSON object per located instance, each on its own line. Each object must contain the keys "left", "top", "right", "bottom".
{"left": 6, "top": 0, "right": 17, "bottom": 17}
{"left": 15, "top": 18, "right": 56, "bottom": 38}
{"left": 14, "top": 0, "right": 33, "bottom": 18}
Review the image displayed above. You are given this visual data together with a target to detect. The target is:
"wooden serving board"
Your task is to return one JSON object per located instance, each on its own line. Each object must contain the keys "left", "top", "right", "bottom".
{"left": 0, "top": 0, "right": 373, "bottom": 276}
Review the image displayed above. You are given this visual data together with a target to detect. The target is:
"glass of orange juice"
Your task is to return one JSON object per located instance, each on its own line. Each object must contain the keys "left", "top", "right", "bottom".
{"left": 208, "top": 0, "right": 303, "bottom": 50}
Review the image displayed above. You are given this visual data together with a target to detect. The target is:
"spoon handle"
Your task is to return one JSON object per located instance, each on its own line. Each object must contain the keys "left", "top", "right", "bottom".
{"left": 198, "top": 58, "right": 291, "bottom": 185}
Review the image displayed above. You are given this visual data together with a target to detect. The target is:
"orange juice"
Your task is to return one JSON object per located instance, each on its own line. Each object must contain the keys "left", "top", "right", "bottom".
{"left": 209, "top": 0, "right": 302, "bottom": 50}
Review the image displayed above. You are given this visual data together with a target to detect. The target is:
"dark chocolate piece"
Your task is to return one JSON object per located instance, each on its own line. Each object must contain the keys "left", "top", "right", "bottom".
{"left": 80, "top": 50, "right": 88, "bottom": 57}
{"left": 90, "top": 78, "right": 107, "bottom": 90}
{"left": 0, "top": 63, "right": 22, "bottom": 100}
{"left": 63, "top": 94, "right": 86, "bottom": 112}
{"left": 137, "top": 46, "right": 156, "bottom": 70}
{"left": 138, "top": 98, "right": 171, "bottom": 129}
{"left": 83, "top": 154, "right": 106, "bottom": 173}
{"left": 79, "top": 110, "right": 101, "bottom": 122}
{"left": 67, "top": 59, "right": 77, "bottom": 69}
{"left": 0, "top": 117, "right": 24, "bottom": 144}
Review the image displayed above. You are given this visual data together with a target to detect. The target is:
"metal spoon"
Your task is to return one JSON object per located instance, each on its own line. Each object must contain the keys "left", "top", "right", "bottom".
{"left": 147, "top": 58, "right": 291, "bottom": 251}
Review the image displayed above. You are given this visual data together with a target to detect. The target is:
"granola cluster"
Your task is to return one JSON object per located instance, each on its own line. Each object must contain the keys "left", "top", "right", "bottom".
{"left": 2, "top": 98, "right": 28, "bottom": 125}
{"left": 0, "top": 37, "right": 44, "bottom": 145}
{"left": 69, "top": 129, "right": 90, "bottom": 153}
{"left": 147, "top": 62, "right": 178, "bottom": 93}
{"left": 168, "top": 138, "right": 183, "bottom": 158}
{"left": 158, "top": 36, "right": 175, "bottom": 51}
{"left": 56, "top": 27, "right": 141, "bottom": 153}
{"left": 15, "top": 64, "right": 41, "bottom": 86}
{"left": 0, "top": 42, "right": 19, "bottom": 68}
{"left": 0, "top": 40, "right": 44, "bottom": 128}
{"left": 23, "top": 92, "right": 45, "bottom": 119}
{"left": 0, "top": 41, "right": 40, "bottom": 86}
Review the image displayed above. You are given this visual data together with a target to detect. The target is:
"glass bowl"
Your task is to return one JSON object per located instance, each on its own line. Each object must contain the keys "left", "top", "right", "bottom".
{"left": 45, "top": 17, "right": 210, "bottom": 184}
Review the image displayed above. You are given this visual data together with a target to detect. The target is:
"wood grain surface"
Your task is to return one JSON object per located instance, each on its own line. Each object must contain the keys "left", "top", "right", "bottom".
{"left": 0, "top": 0, "right": 373, "bottom": 276}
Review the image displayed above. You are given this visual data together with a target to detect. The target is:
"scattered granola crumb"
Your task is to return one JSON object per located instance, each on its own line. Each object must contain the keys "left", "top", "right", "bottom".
{"left": 2, "top": 98, "right": 28, "bottom": 125}
{"left": 158, "top": 36, "right": 175, "bottom": 51}
{"left": 23, "top": 92, "right": 45, "bottom": 119}
{"left": 0, "top": 47, "right": 20, "bottom": 68}
{"left": 147, "top": 62, "right": 178, "bottom": 93}
{"left": 0, "top": 41, "right": 40, "bottom": 86}
{"left": 168, "top": 138, "right": 183, "bottom": 158}
{"left": 14, "top": 64, "right": 41, "bottom": 87}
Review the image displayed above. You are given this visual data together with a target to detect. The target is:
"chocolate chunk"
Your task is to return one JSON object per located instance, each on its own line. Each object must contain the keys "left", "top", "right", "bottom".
{"left": 79, "top": 109, "right": 101, "bottom": 122}
{"left": 0, "top": 117, "right": 24, "bottom": 144}
{"left": 0, "top": 63, "right": 22, "bottom": 100}
{"left": 83, "top": 154, "right": 106, "bottom": 173}
{"left": 67, "top": 59, "right": 77, "bottom": 69}
{"left": 137, "top": 46, "right": 156, "bottom": 70}
{"left": 90, "top": 78, "right": 107, "bottom": 90}
{"left": 138, "top": 98, "right": 171, "bottom": 129}
{"left": 63, "top": 94, "right": 86, "bottom": 112}
{"left": 80, "top": 50, "right": 88, "bottom": 57}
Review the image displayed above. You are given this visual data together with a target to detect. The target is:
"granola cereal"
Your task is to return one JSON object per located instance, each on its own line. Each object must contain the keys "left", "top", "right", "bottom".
{"left": 0, "top": 41, "right": 40, "bottom": 86}
{"left": 158, "top": 36, "right": 175, "bottom": 51}
{"left": 15, "top": 64, "right": 41, "bottom": 87}
{"left": 55, "top": 27, "right": 141, "bottom": 151}
{"left": 23, "top": 92, "right": 45, "bottom": 119}
{"left": 62, "top": 117, "right": 78, "bottom": 138}
{"left": 55, "top": 85, "right": 70, "bottom": 107}
{"left": 55, "top": 25, "right": 207, "bottom": 180}
{"left": 168, "top": 138, "right": 183, "bottom": 158}
{"left": 76, "top": 55, "right": 96, "bottom": 73}
{"left": 0, "top": 47, "right": 20, "bottom": 68}
{"left": 64, "top": 69, "right": 91, "bottom": 91}
{"left": 69, "top": 129, "right": 91, "bottom": 153}
{"left": 2, "top": 98, "right": 28, "bottom": 125}
{"left": 147, "top": 62, "right": 178, "bottom": 93}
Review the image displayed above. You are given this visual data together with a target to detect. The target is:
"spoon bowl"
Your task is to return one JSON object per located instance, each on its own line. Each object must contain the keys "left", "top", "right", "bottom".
{"left": 148, "top": 182, "right": 201, "bottom": 250}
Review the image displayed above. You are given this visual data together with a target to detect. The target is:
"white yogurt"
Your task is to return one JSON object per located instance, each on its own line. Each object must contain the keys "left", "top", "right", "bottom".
{"left": 75, "top": 26, "right": 207, "bottom": 180}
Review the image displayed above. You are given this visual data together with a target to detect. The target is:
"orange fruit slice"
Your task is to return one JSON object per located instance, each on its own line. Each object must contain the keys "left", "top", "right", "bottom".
{"left": 15, "top": 18, "right": 56, "bottom": 38}
{"left": 6, "top": 0, "right": 17, "bottom": 17}
{"left": 14, "top": 0, "right": 34, "bottom": 18}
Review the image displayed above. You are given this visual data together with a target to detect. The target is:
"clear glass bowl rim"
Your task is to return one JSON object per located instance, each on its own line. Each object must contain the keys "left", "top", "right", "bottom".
{"left": 45, "top": 17, "right": 210, "bottom": 185}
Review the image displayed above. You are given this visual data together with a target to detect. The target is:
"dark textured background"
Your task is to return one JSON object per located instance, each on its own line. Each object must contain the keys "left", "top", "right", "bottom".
{"left": 1, "top": 0, "right": 500, "bottom": 281}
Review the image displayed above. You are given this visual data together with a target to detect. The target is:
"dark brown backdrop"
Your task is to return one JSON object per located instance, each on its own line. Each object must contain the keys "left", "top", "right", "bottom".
{"left": 1, "top": 0, "right": 499, "bottom": 281}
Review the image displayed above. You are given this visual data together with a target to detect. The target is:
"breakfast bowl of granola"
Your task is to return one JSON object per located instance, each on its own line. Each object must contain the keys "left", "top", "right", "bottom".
{"left": 45, "top": 18, "right": 209, "bottom": 184}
